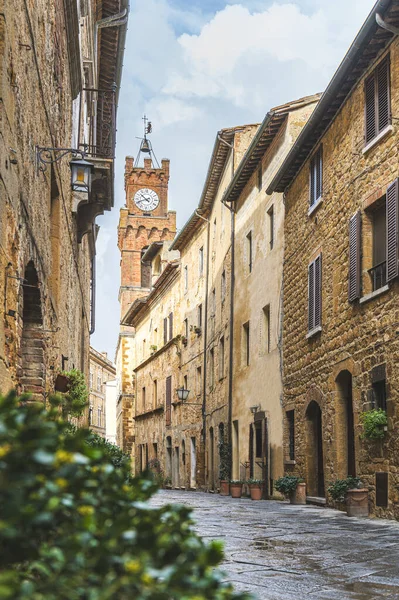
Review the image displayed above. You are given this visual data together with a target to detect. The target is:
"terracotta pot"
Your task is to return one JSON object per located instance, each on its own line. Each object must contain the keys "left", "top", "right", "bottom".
{"left": 220, "top": 480, "right": 230, "bottom": 496}
{"left": 290, "top": 482, "right": 306, "bottom": 505}
{"left": 346, "top": 488, "right": 369, "bottom": 518}
{"left": 230, "top": 483, "right": 243, "bottom": 498}
{"left": 54, "top": 374, "right": 69, "bottom": 393}
{"left": 249, "top": 484, "right": 262, "bottom": 501}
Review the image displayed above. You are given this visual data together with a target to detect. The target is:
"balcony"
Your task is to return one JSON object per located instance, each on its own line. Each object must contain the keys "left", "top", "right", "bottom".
{"left": 78, "top": 87, "right": 116, "bottom": 159}
{"left": 368, "top": 261, "right": 386, "bottom": 292}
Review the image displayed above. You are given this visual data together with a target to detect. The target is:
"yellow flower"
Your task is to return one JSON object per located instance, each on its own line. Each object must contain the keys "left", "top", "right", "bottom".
{"left": 55, "top": 478, "right": 68, "bottom": 489}
{"left": 122, "top": 485, "right": 131, "bottom": 493}
{"left": 55, "top": 450, "right": 74, "bottom": 465}
{"left": 141, "top": 573, "right": 152, "bottom": 585}
{"left": 125, "top": 559, "right": 141, "bottom": 574}
{"left": 0, "top": 444, "right": 11, "bottom": 458}
{"left": 77, "top": 505, "right": 94, "bottom": 516}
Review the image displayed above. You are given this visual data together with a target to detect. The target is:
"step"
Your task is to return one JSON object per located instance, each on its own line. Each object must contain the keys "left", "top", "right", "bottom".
{"left": 306, "top": 496, "right": 326, "bottom": 506}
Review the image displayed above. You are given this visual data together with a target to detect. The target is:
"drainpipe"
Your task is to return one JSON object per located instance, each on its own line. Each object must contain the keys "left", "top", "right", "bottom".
{"left": 195, "top": 209, "right": 211, "bottom": 479}
{"left": 376, "top": 13, "right": 399, "bottom": 35}
{"left": 217, "top": 134, "right": 235, "bottom": 451}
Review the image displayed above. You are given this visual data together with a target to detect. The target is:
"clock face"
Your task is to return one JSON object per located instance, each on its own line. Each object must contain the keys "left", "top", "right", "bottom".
{"left": 134, "top": 188, "right": 159, "bottom": 211}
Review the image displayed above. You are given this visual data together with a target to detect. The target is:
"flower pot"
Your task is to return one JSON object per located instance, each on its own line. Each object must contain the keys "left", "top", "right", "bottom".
{"left": 249, "top": 484, "right": 262, "bottom": 501}
{"left": 346, "top": 488, "right": 369, "bottom": 518}
{"left": 220, "top": 480, "right": 230, "bottom": 496}
{"left": 230, "top": 483, "right": 243, "bottom": 498}
{"left": 289, "top": 482, "right": 306, "bottom": 505}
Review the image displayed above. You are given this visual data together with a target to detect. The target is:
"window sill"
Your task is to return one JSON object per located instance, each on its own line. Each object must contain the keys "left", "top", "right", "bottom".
{"left": 362, "top": 124, "right": 393, "bottom": 155}
{"left": 359, "top": 284, "right": 389, "bottom": 304}
{"left": 306, "top": 325, "right": 322, "bottom": 339}
{"left": 308, "top": 197, "right": 323, "bottom": 217}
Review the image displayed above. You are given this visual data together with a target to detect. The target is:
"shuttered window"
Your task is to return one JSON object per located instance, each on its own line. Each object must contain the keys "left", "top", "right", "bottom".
{"left": 165, "top": 376, "right": 172, "bottom": 426}
{"left": 308, "top": 255, "right": 322, "bottom": 333}
{"left": 386, "top": 178, "right": 398, "bottom": 282}
{"left": 365, "top": 56, "right": 391, "bottom": 145}
{"left": 348, "top": 211, "right": 362, "bottom": 302}
{"left": 163, "top": 317, "right": 168, "bottom": 345}
{"left": 309, "top": 147, "right": 322, "bottom": 208}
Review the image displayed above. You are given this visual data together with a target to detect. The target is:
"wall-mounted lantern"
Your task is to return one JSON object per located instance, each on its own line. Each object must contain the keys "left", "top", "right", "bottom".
{"left": 70, "top": 157, "right": 94, "bottom": 192}
{"left": 36, "top": 146, "right": 93, "bottom": 193}
{"left": 176, "top": 386, "right": 190, "bottom": 402}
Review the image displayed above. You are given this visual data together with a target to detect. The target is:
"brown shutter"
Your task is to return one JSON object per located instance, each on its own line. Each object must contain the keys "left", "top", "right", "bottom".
{"left": 163, "top": 317, "right": 168, "bottom": 344}
{"left": 314, "top": 254, "right": 322, "bottom": 328}
{"left": 169, "top": 312, "right": 173, "bottom": 340}
{"left": 386, "top": 179, "right": 399, "bottom": 282}
{"left": 308, "top": 261, "right": 315, "bottom": 331}
{"left": 348, "top": 211, "right": 362, "bottom": 302}
{"left": 165, "top": 376, "right": 172, "bottom": 426}
{"left": 365, "top": 74, "right": 376, "bottom": 144}
{"left": 377, "top": 58, "right": 390, "bottom": 133}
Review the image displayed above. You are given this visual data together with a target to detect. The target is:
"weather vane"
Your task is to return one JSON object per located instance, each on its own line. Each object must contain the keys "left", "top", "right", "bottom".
{"left": 135, "top": 115, "right": 159, "bottom": 167}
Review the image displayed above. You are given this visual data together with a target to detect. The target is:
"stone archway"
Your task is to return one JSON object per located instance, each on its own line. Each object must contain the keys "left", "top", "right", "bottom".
{"left": 305, "top": 400, "right": 325, "bottom": 497}
{"left": 335, "top": 370, "right": 356, "bottom": 478}
{"left": 20, "top": 261, "right": 45, "bottom": 400}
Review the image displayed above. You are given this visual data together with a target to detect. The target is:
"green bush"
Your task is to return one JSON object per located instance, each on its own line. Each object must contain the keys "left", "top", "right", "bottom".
{"left": 0, "top": 392, "right": 251, "bottom": 599}
{"left": 274, "top": 475, "right": 302, "bottom": 496}
{"left": 218, "top": 439, "right": 231, "bottom": 481}
{"left": 58, "top": 369, "right": 89, "bottom": 418}
{"left": 360, "top": 408, "right": 388, "bottom": 440}
{"left": 328, "top": 477, "right": 363, "bottom": 502}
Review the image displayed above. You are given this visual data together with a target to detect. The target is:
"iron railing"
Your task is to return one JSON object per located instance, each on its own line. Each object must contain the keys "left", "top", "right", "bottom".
{"left": 78, "top": 87, "right": 116, "bottom": 159}
{"left": 368, "top": 260, "right": 386, "bottom": 291}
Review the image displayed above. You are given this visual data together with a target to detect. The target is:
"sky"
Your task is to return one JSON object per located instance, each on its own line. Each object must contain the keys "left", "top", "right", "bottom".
{"left": 90, "top": 0, "right": 374, "bottom": 360}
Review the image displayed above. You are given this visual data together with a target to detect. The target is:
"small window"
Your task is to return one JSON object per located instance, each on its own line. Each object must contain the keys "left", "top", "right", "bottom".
{"left": 286, "top": 410, "right": 295, "bottom": 460}
{"left": 257, "top": 164, "right": 262, "bottom": 191}
{"left": 262, "top": 305, "right": 270, "bottom": 353}
{"left": 153, "top": 380, "right": 158, "bottom": 407}
{"left": 163, "top": 317, "right": 168, "bottom": 345}
{"left": 153, "top": 442, "right": 158, "bottom": 459}
{"left": 196, "top": 366, "right": 202, "bottom": 395}
{"left": 308, "top": 255, "right": 322, "bottom": 334}
{"left": 199, "top": 247, "right": 204, "bottom": 277}
{"left": 184, "top": 374, "right": 188, "bottom": 391}
{"left": 243, "top": 322, "right": 250, "bottom": 366}
{"left": 198, "top": 304, "right": 202, "bottom": 328}
{"left": 246, "top": 231, "right": 253, "bottom": 273}
{"left": 219, "top": 336, "right": 225, "bottom": 380}
{"left": 268, "top": 205, "right": 274, "bottom": 250}
{"left": 309, "top": 146, "right": 322, "bottom": 208}
{"left": 142, "top": 387, "right": 146, "bottom": 411}
{"left": 168, "top": 312, "right": 173, "bottom": 341}
{"left": 184, "top": 318, "right": 188, "bottom": 339}
{"left": 365, "top": 56, "right": 390, "bottom": 145}
{"left": 209, "top": 348, "right": 215, "bottom": 388}
{"left": 184, "top": 265, "right": 188, "bottom": 292}
{"left": 221, "top": 270, "right": 226, "bottom": 302}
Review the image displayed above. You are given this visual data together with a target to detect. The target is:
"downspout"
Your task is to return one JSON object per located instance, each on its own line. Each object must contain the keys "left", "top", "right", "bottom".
{"left": 196, "top": 209, "right": 211, "bottom": 480}
{"left": 218, "top": 134, "right": 235, "bottom": 452}
{"left": 376, "top": 13, "right": 399, "bottom": 35}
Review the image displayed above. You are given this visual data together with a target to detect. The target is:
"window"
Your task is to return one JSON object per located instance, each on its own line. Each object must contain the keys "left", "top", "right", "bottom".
{"left": 184, "top": 265, "right": 188, "bottom": 292}
{"left": 97, "top": 407, "right": 102, "bottom": 427}
{"left": 142, "top": 387, "right": 146, "bottom": 412}
{"left": 308, "top": 255, "right": 322, "bottom": 334}
{"left": 196, "top": 366, "right": 202, "bottom": 395}
{"left": 255, "top": 421, "right": 262, "bottom": 458}
{"left": 199, "top": 247, "right": 204, "bottom": 277}
{"left": 153, "top": 379, "right": 158, "bottom": 408}
{"left": 365, "top": 56, "right": 390, "bottom": 146}
{"left": 309, "top": 146, "right": 322, "bottom": 209}
{"left": 209, "top": 348, "right": 215, "bottom": 388}
{"left": 168, "top": 312, "right": 173, "bottom": 341}
{"left": 268, "top": 205, "right": 274, "bottom": 250}
{"left": 153, "top": 443, "right": 158, "bottom": 459}
{"left": 166, "top": 376, "right": 172, "bottom": 426}
{"left": 184, "top": 374, "right": 188, "bottom": 391}
{"left": 219, "top": 336, "right": 225, "bottom": 380}
{"left": 221, "top": 270, "right": 226, "bottom": 302}
{"left": 184, "top": 318, "right": 188, "bottom": 339}
{"left": 182, "top": 439, "right": 186, "bottom": 465}
{"left": 370, "top": 200, "right": 387, "bottom": 291}
{"left": 257, "top": 164, "right": 262, "bottom": 191}
{"left": 262, "top": 305, "right": 270, "bottom": 354}
{"left": 163, "top": 317, "right": 168, "bottom": 344}
{"left": 243, "top": 322, "right": 250, "bottom": 366}
{"left": 371, "top": 364, "right": 387, "bottom": 411}
{"left": 246, "top": 231, "right": 253, "bottom": 273}
{"left": 197, "top": 304, "right": 202, "bottom": 328}
{"left": 286, "top": 410, "right": 295, "bottom": 460}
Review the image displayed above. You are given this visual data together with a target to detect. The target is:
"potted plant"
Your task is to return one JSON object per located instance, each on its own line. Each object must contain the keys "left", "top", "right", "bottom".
{"left": 328, "top": 476, "right": 368, "bottom": 517}
{"left": 247, "top": 478, "right": 263, "bottom": 501}
{"left": 218, "top": 439, "right": 231, "bottom": 496}
{"left": 150, "top": 344, "right": 158, "bottom": 355}
{"left": 229, "top": 480, "right": 244, "bottom": 498}
{"left": 275, "top": 475, "right": 306, "bottom": 505}
{"left": 360, "top": 409, "right": 388, "bottom": 440}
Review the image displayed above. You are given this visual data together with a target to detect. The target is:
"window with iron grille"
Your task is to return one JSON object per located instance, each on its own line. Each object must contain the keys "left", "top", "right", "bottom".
{"left": 365, "top": 56, "right": 390, "bottom": 145}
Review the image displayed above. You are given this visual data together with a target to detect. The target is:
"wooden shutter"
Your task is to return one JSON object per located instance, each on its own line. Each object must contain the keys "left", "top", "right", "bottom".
{"left": 365, "top": 74, "right": 376, "bottom": 144}
{"left": 165, "top": 376, "right": 171, "bottom": 426}
{"left": 314, "top": 255, "right": 322, "bottom": 328}
{"left": 308, "top": 261, "right": 315, "bottom": 331}
{"left": 348, "top": 211, "right": 362, "bottom": 301}
{"left": 377, "top": 58, "right": 390, "bottom": 133}
{"left": 168, "top": 312, "right": 173, "bottom": 340}
{"left": 386, "top": 179, "right": 398, "bottom": 282}
{"left": 163, "top": 317, "right": 168, "bottom": 344}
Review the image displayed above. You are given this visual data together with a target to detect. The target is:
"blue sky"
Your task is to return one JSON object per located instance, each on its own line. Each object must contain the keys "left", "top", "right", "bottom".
{"left": 91, "top": 0, "right": 374, "bottom": 359}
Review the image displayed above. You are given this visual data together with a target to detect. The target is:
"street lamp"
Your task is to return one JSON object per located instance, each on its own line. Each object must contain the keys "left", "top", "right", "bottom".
{"left": 176, "top": 386, "right": 190, "bottom": 402}
{"left": 36, "top": 146, "right": 94, "bottom": 193}
{"left": 70, "top": 157, "right": 94, "bottom": 192}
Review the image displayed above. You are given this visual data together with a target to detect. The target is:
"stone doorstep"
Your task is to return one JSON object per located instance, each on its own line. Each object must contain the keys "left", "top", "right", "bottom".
{"left": 306, "top": 496, "right": 327, "bottom": 506}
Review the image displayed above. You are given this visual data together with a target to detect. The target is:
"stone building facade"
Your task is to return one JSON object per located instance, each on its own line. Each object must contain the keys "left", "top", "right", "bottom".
{"left": 0, "top": 0, "right": 127, "bottom": 399}
{"left": 89, "top": 347, "right": 116, "bottom": 438}
{"left": 267, "top": 2, "right": 399, "bottom": 518}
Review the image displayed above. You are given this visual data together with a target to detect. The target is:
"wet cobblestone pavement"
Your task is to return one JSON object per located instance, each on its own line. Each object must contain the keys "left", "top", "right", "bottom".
{"left": 150, "top": 490, "right": 399, "bottom": 599}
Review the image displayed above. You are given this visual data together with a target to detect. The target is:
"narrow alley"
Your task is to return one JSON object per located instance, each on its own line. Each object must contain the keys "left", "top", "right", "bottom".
{"left": 151, "top": 490, "right": 399, "bottom": 600}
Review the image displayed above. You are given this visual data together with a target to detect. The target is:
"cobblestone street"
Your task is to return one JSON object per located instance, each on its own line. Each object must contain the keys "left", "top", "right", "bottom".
{"left": 150, "top": 490, "right": 399, "bottom": 599}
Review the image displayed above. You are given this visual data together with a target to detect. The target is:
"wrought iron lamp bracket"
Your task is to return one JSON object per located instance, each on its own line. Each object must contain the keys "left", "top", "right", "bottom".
{"left": 36, "top": 146, "right": 87, "bottom": 173}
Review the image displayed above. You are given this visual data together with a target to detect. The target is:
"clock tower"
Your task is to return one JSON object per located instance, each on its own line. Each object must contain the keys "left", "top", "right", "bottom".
{"left": 116, "top": 154, "right": 176, "bottom": 453}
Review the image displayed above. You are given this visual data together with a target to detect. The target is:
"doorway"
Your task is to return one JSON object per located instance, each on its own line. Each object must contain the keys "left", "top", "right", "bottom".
{"left": 20, "top": 261, "right": 44, "bottom": 399}
{"left": 173, "top": 446, "right": 180, "bottom": 488}
{"left": 335, "top": 370, "right": 356, "bottom": 478}
{"left": 249, "top": 415, "right": 269, "bottom": 498}
{"left": 190, "top": 437, "right": 196, "bottom": 489}
{"left": 305, "top": 401, "right": 325, "bottom": 497}
{"left": 209, "top": 427, "right": 214, "bottom": 490}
